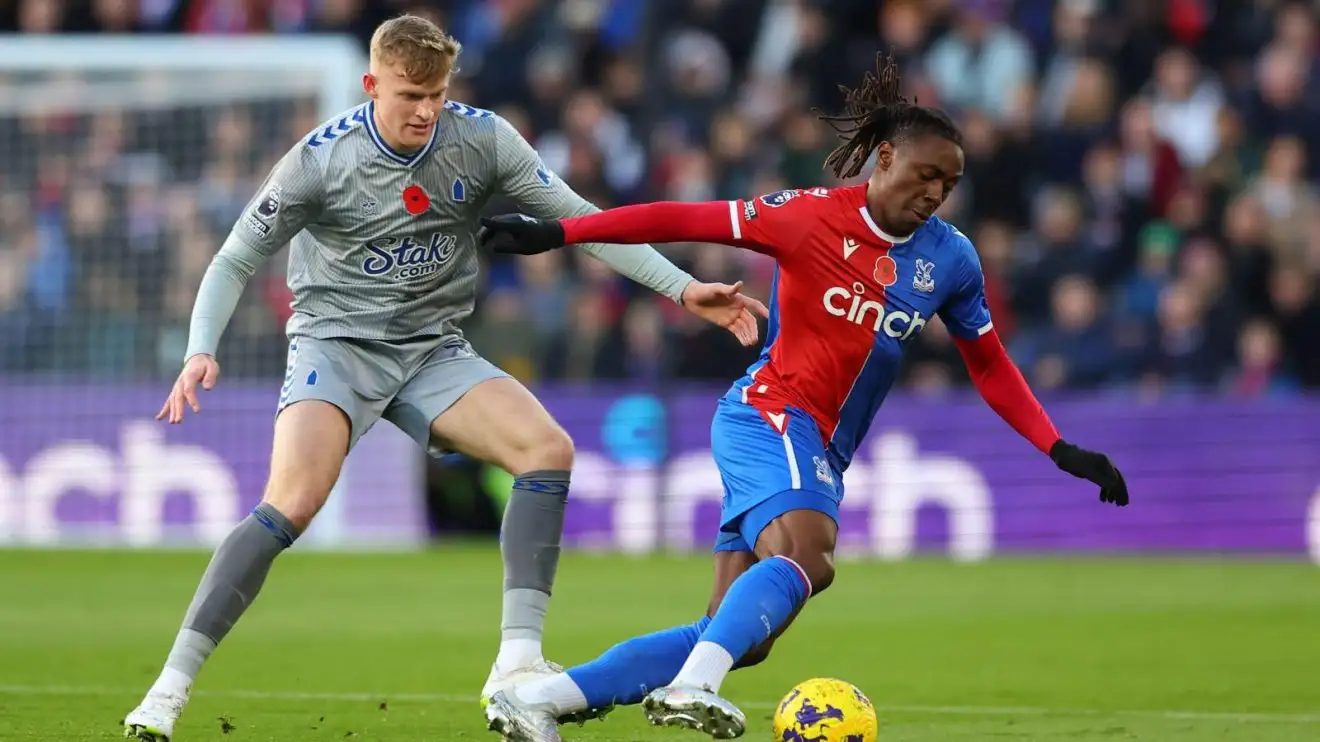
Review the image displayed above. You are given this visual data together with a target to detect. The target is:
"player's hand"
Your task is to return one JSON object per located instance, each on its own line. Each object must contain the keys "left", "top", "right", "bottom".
{"left": 478, "top": 214, "right": 566, "bottom": 255}
{"left": 1050, "top": 440, "right": 1129, "bottom": 506}
{"left": 681, "top": 280, "right": 771, "bottom": 347}
{"left": 157, "top": 354, "right": 220, "bottom": 425}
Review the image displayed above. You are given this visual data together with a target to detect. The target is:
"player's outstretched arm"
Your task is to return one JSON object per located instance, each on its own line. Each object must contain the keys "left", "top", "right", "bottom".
{"left": 159, "top": 146, "right": 323, "bottom": 424}
{"left": 951, "top": 329, "right": 1128, "bottom": 506}
{"left": 491, "top": 116, "right": 696, "bottom": 302}
{"left": 479, "top": 201, "right": 745, "bottom": 253}
{"left": 156, "top": 236, "right": 266, "bottom": 424}
{"left": 562, "top": 201, "right": 755, "bottom": 249}
{"left": 491, "top": 117, "right": 769, "bottom": 343}
{"left": 939, "top": 237, "right": 1128, "bottom": 507}
{"left": 477, "top": 207, "right": 769, "bottom": 344}
{"left": 479, "top": 193, "right": 807, "bottom": 257}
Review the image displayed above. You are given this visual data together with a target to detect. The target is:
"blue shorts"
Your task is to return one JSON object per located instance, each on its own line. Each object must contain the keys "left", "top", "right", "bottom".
{"left": 710, "top": 399, "right": 843, "bottom": 554}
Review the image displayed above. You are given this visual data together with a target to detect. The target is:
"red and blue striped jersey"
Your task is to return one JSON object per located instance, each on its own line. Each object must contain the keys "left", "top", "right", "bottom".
{"left": 718, "top": 184, "right": 993, "bottom": 472}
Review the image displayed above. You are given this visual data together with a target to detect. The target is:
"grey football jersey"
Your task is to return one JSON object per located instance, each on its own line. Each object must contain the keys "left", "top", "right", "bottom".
{"left": 188, "top": 100, "right": 692, "bottom": 357}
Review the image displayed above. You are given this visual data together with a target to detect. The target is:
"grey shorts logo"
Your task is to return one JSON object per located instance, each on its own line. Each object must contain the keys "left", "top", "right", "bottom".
{"left": 280, "top": 342, "right": 299, "bottom": 405}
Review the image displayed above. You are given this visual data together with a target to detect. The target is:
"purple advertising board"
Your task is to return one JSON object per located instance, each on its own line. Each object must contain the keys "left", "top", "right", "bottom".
{"left": 0, "top": 384, "right": 426, "bottom": 548}
{"left": 1, "top": 383, "right": 1318, "bottom": 561}
{"left": 535, "top": 388, "right": 1320, "bottom": 561}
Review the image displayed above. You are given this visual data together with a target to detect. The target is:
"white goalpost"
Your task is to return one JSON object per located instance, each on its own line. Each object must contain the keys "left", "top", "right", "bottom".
{"left": 0, "top": 36, "right": 365, "bottom": 118}
{"left": 0, "top": 36, "right": 427, "bottom": 550}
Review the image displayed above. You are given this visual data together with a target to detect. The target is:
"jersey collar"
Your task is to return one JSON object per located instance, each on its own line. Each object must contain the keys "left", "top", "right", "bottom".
{"left": 364, "top": 101, "right": 440, "bottom": 167}
{"left": 858, "top": 206, "right": 914, "bottom": 244}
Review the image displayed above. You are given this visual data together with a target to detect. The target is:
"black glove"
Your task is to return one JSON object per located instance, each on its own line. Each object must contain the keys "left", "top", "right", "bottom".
{"left": 478, "top": 214, "right": 567, "bottom": 255}
{"left": 1050, "top": 440, "right": 1129, "bottom": 507}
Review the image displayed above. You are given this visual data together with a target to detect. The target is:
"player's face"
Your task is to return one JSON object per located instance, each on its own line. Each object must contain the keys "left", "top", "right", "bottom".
{"left": 870, "top": 135, "right": 964, "bottom": 235}
{"left": 363, "top": 62, "right": 450, "bottom": 152}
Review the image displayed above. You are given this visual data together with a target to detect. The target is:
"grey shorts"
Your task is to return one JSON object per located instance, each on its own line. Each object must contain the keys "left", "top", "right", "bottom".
{"left": 277, "top": 334, "right": 507, "bottom": 455}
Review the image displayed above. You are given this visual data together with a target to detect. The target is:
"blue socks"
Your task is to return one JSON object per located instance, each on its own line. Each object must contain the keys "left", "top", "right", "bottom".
{"left": 567, "top": 616, "right": 711, "bottom": 708}
{"left": 559, "top": 556, "right": 813, "bottom": 709}
{"left": 699, "top": 556, "right": 811, "bottom": 661}
{"left": 669, "top": 556, "right": 812, "bottom": 691}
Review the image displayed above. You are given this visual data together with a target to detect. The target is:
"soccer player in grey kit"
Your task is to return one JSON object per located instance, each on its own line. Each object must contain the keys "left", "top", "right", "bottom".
{"left": 123, "top": 15, "right": 767, "bottom": 741}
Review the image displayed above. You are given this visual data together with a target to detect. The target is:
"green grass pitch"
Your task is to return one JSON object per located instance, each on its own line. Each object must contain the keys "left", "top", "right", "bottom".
{"left": 1, "top": 546, "right": 1317, "bottom": 741}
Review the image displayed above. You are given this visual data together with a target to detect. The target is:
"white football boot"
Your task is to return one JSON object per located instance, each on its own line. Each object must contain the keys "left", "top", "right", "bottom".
{"left": 642, "top": 685, "right": 747, "bottom": 739}
{"left": 484, "top": 689, "right": 563, "bottom": 742}
{"left": 123, "top": 683, "right": 190, "bottom": 741}
{"left": 481, "top": 658, "right": 612, "bottom": 726}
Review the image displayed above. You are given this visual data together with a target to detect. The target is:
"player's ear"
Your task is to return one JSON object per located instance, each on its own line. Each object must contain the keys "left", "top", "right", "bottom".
{"left": 876, "top": 142, "right": 895, "bottom": 172}
{"left": 362, "top": 73, "right": 378, "bottom": 98}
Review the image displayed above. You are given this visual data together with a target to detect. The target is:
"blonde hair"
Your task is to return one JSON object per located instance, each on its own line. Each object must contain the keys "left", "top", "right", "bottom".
{"left": 370, "top": 15, "right": 462, "bottom": 84}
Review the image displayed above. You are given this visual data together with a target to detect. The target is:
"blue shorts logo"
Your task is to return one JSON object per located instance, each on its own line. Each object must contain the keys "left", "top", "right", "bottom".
{"left": 813, "top": 456, "right": 834, "bottom": 488}
{"left": 759, "top": 189, "right": 802, "bottom": 208}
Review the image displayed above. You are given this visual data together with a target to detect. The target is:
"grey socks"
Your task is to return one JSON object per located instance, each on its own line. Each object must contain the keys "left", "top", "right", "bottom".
{"left": 162, "top": 502, "right": 300, "bottom": 680}
{"left": 499, "top": 470, "right": 570, "bottom": 645}
{"left": 157, "top": 469, "right": 571, "bottom": 684}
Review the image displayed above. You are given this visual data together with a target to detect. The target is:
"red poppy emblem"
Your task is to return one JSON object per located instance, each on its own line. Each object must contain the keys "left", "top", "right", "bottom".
{"left": 402, "top": 185, "right": 430, "bottom": 215}
{"left": 874, "top": 254, "right": 897, "bottom": 287}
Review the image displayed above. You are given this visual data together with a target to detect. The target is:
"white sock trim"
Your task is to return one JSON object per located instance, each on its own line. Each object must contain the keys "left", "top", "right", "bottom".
{"left": 515, "top": 673, "right": 588, "bottom": 715}
{"left": 772, "top": 555, "right": 813, "bottom": 599}
{"left": 495, "top": 638, "right": 543, "bottom": 671}
{"left": 150, "top": 667, "right": 193, "bottom": 697}
{"left": 671, "top": 641, "right": 735, "bottom": 693}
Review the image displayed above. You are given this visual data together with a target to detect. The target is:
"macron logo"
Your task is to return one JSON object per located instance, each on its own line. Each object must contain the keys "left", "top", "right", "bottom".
{"left": 766, "top": 412, "right": 786, "bottom": 433}
{"left": 843, "top": 237, "right": 860, "bottom": 260}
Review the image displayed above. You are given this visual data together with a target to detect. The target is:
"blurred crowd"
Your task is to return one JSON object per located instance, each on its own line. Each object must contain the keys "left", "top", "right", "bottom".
{"left": 2, "top": 0, "right": 1320, "bottom": 398}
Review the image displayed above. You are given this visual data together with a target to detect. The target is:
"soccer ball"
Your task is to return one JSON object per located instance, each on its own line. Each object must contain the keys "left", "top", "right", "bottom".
{"left": 771, "top": 678, "right": 878, "bottom": 741}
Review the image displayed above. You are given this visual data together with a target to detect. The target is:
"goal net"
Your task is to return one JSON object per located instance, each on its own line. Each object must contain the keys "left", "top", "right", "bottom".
{"left": 0, "top": 37, "right": 426, "bottom": 549}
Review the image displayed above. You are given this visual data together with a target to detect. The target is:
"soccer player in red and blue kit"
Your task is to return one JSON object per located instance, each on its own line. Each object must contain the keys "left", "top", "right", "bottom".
{"left": 478, "top": 55, "right": 1129, "bottom": 742}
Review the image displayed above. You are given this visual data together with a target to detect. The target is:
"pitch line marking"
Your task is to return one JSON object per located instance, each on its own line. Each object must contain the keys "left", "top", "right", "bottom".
{"left": 0, "top": 685, "right": 1316, "bottom": 725}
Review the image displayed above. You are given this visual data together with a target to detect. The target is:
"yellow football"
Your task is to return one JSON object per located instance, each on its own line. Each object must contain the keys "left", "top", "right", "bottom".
{"left": 771, "top": 678, "right": 878, "bottom": 741}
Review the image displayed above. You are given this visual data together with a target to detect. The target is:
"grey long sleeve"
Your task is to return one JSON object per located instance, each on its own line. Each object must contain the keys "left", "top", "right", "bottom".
{"left": 492, "top": 117, "right": 694, "bottom": 303}
{"left": 183, "top": 234, "right": 272, "bottom": 361}
{"left": 182, "top": 145, "right": 322, "bottom": 362}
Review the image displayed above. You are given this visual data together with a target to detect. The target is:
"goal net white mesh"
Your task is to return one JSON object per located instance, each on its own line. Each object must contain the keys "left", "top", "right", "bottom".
{"left": 0, "top": 38, "right": 362, "bottom": 381}
{"left": 0, "top": 39, "right": 428, "bottom": 550}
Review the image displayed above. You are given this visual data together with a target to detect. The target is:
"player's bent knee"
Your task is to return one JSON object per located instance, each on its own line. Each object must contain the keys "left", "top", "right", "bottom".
{"left": 265, "top": 399, "right": 350, "bottom": 530}
{"left": 512, "top": 424, "right": 575, "bottom": 474}
{"left": 805, "top": 553, "right": 836, "bottom": 595}
{"left": 756, "top": 509, "right": 839, "bottom": 595}
{"left": 260, "top": 486, "right": 331, "bottom": 532}
{"left": 780, "top": 551, "right": 836, "bottom": 597}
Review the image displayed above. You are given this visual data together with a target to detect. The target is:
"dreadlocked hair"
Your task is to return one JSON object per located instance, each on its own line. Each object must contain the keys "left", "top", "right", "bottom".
{"left": 818, "top": 52, "right": 963, "bottom": 180}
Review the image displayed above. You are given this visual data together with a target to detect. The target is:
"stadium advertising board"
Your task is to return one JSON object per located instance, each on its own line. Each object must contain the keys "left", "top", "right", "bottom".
{"left": 542, "top": 389, "right": 1320, "bottom": 563}
{"left": 1, "top": 385, "right": 1318, "bottom": 563}
{"left": 0, "top": 386, "right": 426, "bottom": 549}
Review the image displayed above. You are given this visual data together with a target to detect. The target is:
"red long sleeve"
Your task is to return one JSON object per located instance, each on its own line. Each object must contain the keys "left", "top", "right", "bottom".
{"left": 562, "top": 201, "right": 738, "bottom": 247}
{"left": 953, "top": 328, "right": 1061, "bottom": 454}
